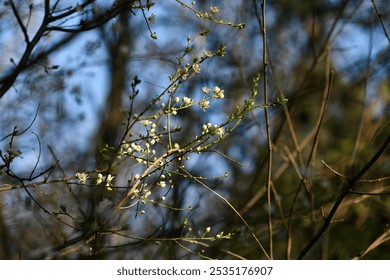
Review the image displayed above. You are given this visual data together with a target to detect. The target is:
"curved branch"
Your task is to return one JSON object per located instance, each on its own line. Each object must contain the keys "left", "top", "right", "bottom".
{"left": 0, "top": 0, "right": 137, "bottom": 99}
{"left": 0, "top": 9, "right": 51, "bottom": 98}
{"left": 9, "top": 0, "right": 30, "bottom": 46}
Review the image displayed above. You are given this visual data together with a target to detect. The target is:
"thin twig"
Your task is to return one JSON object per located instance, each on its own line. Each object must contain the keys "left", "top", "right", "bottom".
{"left": 322, "top": 160, "right": 390, "bottom": 183}
{"left": 352, "top": 227, "right": 390, "bottom": 259}
{"left": 285, "top": 48, "right": 335, "bottom": 261}
{"left": 371, "top": 0, "right": 390, "bottom": 43}
{"left": 298, "top": 135, "right": 390, "bottom": 259}
{"left": 349, "top": 190, "right": 390, "bottom": 196}
{"left": 271, "top": 0, "right": 362, "bottom": 148}
{"left": 347, "top": 17, "right": 374, "bottom": 173}
{"left": 182, "top": 168, "right": 271, "bottom": 260}
{"left": 263, "top": 0, "right": 274, "bottom": 260}
{"left": 9, "top": 0, "right": 31, "bottom": 46}
{"left": 175, "top": 0, "right": 245, "bottom": 29}
{"left": 115, "top": 148, "right": 179, "bottom": 210}
{"left": 0, "top": 3, "right": 51, "bottom": 97}
{"left": 253, "top": 0, "right": 273, "bottom": 260}
{"left": 321, "top": 160, "right": 348, "bottom": 180}
{"left": 48, "top": 0, "right": 95, "bottom": 21}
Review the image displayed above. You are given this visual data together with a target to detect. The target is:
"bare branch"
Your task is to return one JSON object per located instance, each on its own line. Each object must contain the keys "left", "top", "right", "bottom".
{"left": 9, "top": 0, "right": 30, "bottom": 46}
{"left": 353, "top": 227, "right": 390, "bottom": 259}
{"left": 371, "top": 0, "right": 390, "bottom": 43}
{"left": 298, "top": 135, "right": 390, "bottom": 259}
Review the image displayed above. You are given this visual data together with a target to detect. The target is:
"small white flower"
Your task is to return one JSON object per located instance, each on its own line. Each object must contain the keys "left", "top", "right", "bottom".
{"left": 96, "top": 173, "right": 104, "bottom": 185}
{"left": 174, "top": 96, "right": 180, "bottom": 103}
{"left": 179, "top": 66, "right": 189, "bottom": 79}
{"left": 202, "top": 86, "right": 211, "bottom": 94}
{"left": 215, "top": 127, "right": 225, "bottom": 137}
{"left": 192, "top": 63, "right": 201, "bottom": 73}
{"left": 148, "top": 14, "right": 155, "bottom": 24}
{"left": 106, "top": 174, "right": 114, "bottom": 185}
{"left": 144, "top": 190, "right": 152, "bottom": 198}
{"left": 210, "top": 6, "right": 219, "bottom": 13}
{"left": 158, "top": 181, "right": 166, "bottom": 188}
{"left": 105, "top": 174, "right": 115, "bottom": 190}
{"left": 96, "top": 173, "right": 114, "bottom": 189}
{"left": 204, "top": 50, "right": 213, "bottom": 57}
{"left": 212, "top": 86, "right": 225, "bottom": 99}
{"left": 202, "top": 123, "right": 212, "bottom": 134}
{"left": 76, "top": 172, "right": 88, "bottom": 184}
{"left": 131, "top": 143, "right": 142, "bottom": 152}
{"left": 174, "top": 143, "right": 180, "bottom": 149}
{"left": 199, "top": 99, "right": 210, "bottom": 111}
{"left": 141, "top": 120, "right": 152, "bottom": 126}
{"left": 182, "top": 96, "right": 193, "bottom": 106}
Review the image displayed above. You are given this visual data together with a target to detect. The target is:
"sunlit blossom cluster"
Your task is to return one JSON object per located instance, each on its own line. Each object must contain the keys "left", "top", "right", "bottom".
{"left": 71, "top": 30, "right": 242, "bottom": 218}
{"left": 75, "top": 172, "right": 115, "bottom": 191}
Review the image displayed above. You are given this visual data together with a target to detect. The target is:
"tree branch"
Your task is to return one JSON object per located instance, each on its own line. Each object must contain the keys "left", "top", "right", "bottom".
{"left": 9, "top": 0, "right": 30, "bottom": 46}
{"left": 297, "top": 135, "right": 390, "bottom": 259}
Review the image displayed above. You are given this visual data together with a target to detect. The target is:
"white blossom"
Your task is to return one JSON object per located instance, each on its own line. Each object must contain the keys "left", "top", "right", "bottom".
{"left": 199, "top": 99, "right": 210, "bottom": 111}
{"left": 106, "top": 174, "right": 114, "bottom": 185}
{"left": 215, "top": 127, "right": 225, "bottom": 137}
{"left": 182, "top": 96, "right": 193, "bottom": 106}
{"left": 202, "top": 123, "right": 212, "bottom": 134}
{"left": 204, "top": 50, "right": 213, "bottom": 57}
{"left": 202, "top": 86, "right": 211, "bottom": 94}
{"left": 210, "top": 6, "right": 219, "bottom": 13}
{"left": 106, "top": 174, "right": 115, "bottom": 190}
{"left": 96, "top": 173, "right": 104, "bottom": 185}
{"left": 76, "top": 172, "right": 88, "bottom": 184}
{"left": 141, "top": 120, "right": 152, "bottom": 126}
{"left": 144, "top": 190, "right": 152, "bottom": 198}
{"left": 192, "top": 63, "right": 201, "bottom": 73}
{"left": 212, "top": 86, "right": 225, "bottom": 99}
{"left": 96, "top": 173, "right": 114, "bottom": 190}
{"left": 131, "top": 143, "right": 142, "bottom": 152}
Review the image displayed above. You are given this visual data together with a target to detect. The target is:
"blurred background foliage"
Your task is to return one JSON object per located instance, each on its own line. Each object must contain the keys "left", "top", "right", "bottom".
{"left": 0, "top": 0, "right": 389, "bottom": 259}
